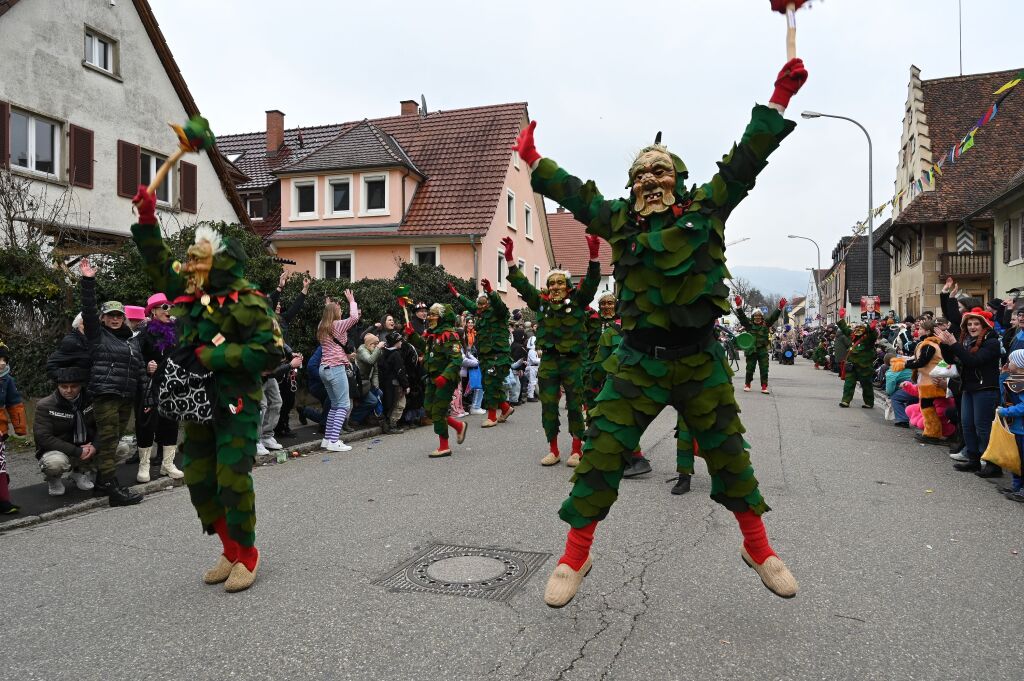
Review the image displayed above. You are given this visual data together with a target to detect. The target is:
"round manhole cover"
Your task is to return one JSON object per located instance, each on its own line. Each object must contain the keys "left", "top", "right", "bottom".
{"left": 426, "top": 556, "right": 507, "bottom": 583}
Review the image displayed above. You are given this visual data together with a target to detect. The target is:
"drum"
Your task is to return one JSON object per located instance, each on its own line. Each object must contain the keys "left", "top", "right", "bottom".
{"left": 736, "top": 332, "right": 754, "bottom": 351}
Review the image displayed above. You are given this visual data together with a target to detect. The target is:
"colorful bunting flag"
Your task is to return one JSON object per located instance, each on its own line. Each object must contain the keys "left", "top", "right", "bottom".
{"left": 993, "top": 71, "right": 1024, "bottom": 95}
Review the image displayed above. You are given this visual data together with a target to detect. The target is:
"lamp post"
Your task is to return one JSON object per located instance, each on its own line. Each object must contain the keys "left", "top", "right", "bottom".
{"left": 789, "top": 234, "right": 821, "bottom": 322}
{"left": 801, "top": 111, "right": 874, "bottom": 298}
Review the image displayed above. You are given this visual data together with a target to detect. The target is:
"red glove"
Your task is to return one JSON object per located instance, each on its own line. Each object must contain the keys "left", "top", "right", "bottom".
{"left": 481, "top": 278, "right": 493, "bottom": 294}
{"left": 838, "top": 308, "right": 846, "bottom": 319}
{"left": 512, "top": 120, "right": 540, "bottom": 166}
{"left": 404, "top": 323, "right": 414, "bottom": 337}
{"left": 446, "top": 282, "right": 459, "bottom": 297}
{"left": 769, "top": 58, "right": 808, "bottom": 109}
{"left": 132, "top": 185, "right": 157, "bottom": 225}
{"left": 586, "top": 234, "right": 601, "bottom": 260}
{"left": 734, "top": 295, "right": 743, "bottom": 308}
{"left": 433, "top": 376, "right": 447, "bottom": 388}
{"left": 500, "top": 236, "right": 515, "bottom": 263}
{"left": 778, "top": 298, "right": 788, "bottom": 310}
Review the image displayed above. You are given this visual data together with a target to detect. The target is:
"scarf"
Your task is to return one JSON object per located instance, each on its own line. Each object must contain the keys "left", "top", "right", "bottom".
{"left": 69, "top": 394, "right": 88, "bottom": 445}
{"left": 0, "top": 365, "right": 9, "bottom": 380}
{"left": 108, "top": 324, "right": 133, "bottom": 341}
{"left": 146, "top": 318, "right": 178, "bottom": 354}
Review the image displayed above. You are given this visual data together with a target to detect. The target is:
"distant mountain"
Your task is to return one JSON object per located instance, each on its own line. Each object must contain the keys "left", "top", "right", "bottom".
{"left": 728, "top": 266, "right": 811, "bottom": 298}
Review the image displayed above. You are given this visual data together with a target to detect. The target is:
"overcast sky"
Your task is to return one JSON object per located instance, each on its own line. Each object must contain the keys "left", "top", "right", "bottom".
{"left": 151, "top": 0, "right": 1022, "bottom": 271}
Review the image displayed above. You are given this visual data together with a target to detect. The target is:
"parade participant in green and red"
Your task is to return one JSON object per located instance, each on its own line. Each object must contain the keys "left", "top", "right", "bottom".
{"left": 131, "top": 187, "right": 285, "bottom": 593}
{"left": 447, "top": 279, "right": 514, "bottom": 428}
{"left": 837, "top": 307, "right": 879, "bottom": 408}
{"left": 734, "top": 296, "right": 786, "bottom": 393}
{"left": 813, "top": 338, "right": 827, "bottom": 369}
{"left": 513, "top": 56, "right": 808, "bottom": 607}
{"left": 404, "top": 304, "right": 467, "bottom": 457}
{"left": 503, "top": 235, "right": 601, "bottom": 467}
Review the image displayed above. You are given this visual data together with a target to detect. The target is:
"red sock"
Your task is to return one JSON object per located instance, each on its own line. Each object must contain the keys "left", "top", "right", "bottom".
{"left": 734, "top": 510, "right": 776, "bottom": 564}
{"left": 446, "top": 416, "right": 461, "bottom": 430}
{"left": 558, "top": 521, "right": 598, "bottom": 570}
{"left": 0, "top": 472, "right": 11, "bottom": 503}
{"left": 500, "top": 401, "right": 511, "bottom": 413}
{"left": 236, "top": 545, "right": 259, "bottom": 572}
{"left": 632, "top": 450, "right": 643, "bottom": 459}
{"left": 488, "top": 409, "right": 497, "bottom": 421}
{"left": 571, "top": 437, "right": 583, "bottom": 455}
{"left": 438, "top": 436, "right": 449, "bottom": 450}
{"left": 211, "top": 516, "right": 239, "bottom": 562}
{"left": 549, "top": 438, "right": 560, "bottom": 456}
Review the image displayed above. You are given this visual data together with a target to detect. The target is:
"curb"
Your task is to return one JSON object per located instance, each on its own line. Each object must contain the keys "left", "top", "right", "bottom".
{"left": 0, "top": 426, "right": 383, "bottom": 535}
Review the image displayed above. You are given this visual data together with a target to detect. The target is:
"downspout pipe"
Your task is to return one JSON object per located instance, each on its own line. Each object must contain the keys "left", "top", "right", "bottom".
{"left": 469, "top": 233, "right": 479, "bottom": 286}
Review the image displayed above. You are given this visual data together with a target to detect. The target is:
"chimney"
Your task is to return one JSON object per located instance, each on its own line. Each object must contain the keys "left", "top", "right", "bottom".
{"left": 266, "top": 110, "right": 285, "bottom": 155}
{"left": 400, "top": 100, "right": 419, "bottom": 117}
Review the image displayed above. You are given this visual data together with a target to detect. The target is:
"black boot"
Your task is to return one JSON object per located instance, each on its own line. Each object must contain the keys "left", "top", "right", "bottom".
{"left": 622, "top": 456, "right": 653, "bottom": 478}
{"left": 389, "top": 419, "right": 405, "bottom": 434}
{"left": 296, "top": 406, "right": 308, "bottom": 426}
{"left": 380, "top": 419, "right": 391, "bottom": 434}
{"left": 94, "top": 475, "right": 143, "bottom": 506}
{"left": 671, "top": 474, "right": 691, "bottom": 495}
{"left": 975, "top": 462, "right": 1003, "bottom": 479}
{"left": 953, "top": 460, "right": 981, "bottom": 472}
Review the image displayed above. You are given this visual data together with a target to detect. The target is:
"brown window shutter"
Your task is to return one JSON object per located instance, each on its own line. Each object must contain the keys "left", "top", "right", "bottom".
{"left": 180, "top": 161, "right": 197, "bottom": 213}
{"left": 1004, "top": 221, "right": 1011, "bottom": 264}
{"left": 0, "top": 101, "right": 8, "bottom": 169}
{"left": 69, "top": 125, "right": 94, "bottom": 189}
{"left": 117, "top": 140, "right": 140, "bottom": 198}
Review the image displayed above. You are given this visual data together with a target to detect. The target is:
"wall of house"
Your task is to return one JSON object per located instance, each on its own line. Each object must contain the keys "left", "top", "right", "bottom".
{"left": 278, "top": 168, "right": 414, "bottom": 228}
{"left": 994, "top": 194, "right": 1024, "bottom": 299}
{"left": 0, "top": 0, "right": 238, "bottom": 236}
{"left": 276, "top": 242, "right": 475, "bottom": 282}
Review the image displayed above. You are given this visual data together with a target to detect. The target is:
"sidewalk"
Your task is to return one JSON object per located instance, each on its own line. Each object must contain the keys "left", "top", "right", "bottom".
{"left": 0, "top": 419, "right": 384, "bottom": 532}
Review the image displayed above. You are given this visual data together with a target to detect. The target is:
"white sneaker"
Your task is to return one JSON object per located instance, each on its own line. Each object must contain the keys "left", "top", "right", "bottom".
{"left": 47, "top": 477, "right": 66, "bottom": 496}
{"left": 469, "top": 408, "right": 486, "bottom": 415}
{"left": 262, "top": 437, "right": 283, "bottom": 450}
{"left": 950, "top": 452, "right": 969, "bottom": 462}
{"left": 69, "top": 471, "right": 94, "bottom": 491}
{"left": 256, "top": 442, "right": 270, "bottom": 456}
{"left": 321, "top": 438, "right": 331, "bottom": 449}
{"left": 325, "top": 440, "right": 352, "bottom": 452}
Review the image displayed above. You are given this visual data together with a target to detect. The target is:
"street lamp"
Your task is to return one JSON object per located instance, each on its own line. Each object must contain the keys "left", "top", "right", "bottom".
{"left": 788, "top": 234, "right": 821, "bottom": 319}
{"left": 801, "top": 110, "right": 874, "bottom": 298}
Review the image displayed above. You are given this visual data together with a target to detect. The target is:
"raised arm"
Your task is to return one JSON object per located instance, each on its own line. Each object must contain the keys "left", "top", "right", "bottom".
{"left": 449, "top": 281, "right": 479, "bottom": 314}
{"left": 573, "top": 236, "right": 603, "bottom": 305}
{"left": 280, "top": 279, "right": 309, "bottom": 325}
{"left": 514, "top": 121, "right": 626, "bottom": 241}
{"left": 765, "top": 299, "right": 786, "bottom": 327}
{"left": 733, "top": 296, "right": 751, "bottom": 327}
{"left": 130, "top": 187, "right": 187, "bottom": 298}
{"left": 78, "top": 259, "right": 102, "bottom": 343}
{"left": 502, "top": 237, "right": 542, "bottom": 311}
{"left": 483, "top": 279, "right": 508, "bottom": 318}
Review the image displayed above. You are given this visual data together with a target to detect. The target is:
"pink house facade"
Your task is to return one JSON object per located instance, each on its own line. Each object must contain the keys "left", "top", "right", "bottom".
{"left": 218, "top": 102, "right": 554, "bottom": 304}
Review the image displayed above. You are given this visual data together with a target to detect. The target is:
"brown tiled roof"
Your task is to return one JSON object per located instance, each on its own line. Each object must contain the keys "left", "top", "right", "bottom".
{"left": 219, "top": 102, "right": 528, "bottom": 237}
{"left": 894, "top": 68, "right": 1024, "bottom": 226}
{"left": 276, "top": 120, "right": 422, "bottom": 176}
{"left": 546, "top": 209, "right": 613, "bottom": 276}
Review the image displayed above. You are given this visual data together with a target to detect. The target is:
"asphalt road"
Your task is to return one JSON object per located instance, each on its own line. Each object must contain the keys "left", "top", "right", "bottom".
{"left": 2, "top": 361, "right": 1023, "bottom": 681}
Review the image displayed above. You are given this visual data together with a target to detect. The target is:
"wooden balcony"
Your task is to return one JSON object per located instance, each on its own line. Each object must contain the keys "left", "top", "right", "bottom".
{"left": 940, "top": 251, "right": 991, "bottom": 278}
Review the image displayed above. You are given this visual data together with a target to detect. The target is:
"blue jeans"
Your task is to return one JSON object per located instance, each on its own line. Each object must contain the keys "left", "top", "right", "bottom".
{"left": 960, "top": 389, "right": 999, "bottom": 463}
{"left": 351, "top": 387, "right": 382, "bottom": 424}
{"left": 470, "top": 388, "right": 483, "bottom": 411}
{"left": 890, "top": 389, "right": 915, "bottom": 425}
{"left": 319, "top": 364, "right": 351, "bottom": 411}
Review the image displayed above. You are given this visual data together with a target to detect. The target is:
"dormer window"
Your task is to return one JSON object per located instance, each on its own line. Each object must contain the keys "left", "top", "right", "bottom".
{"left": 360, "top": 173, "right": 389, "bottom": 216}
{"left": 292, "top": 179, "right": 318, "bottom": 219}
{"left": 328, "top": 175, "right": 353, "bottom": 217}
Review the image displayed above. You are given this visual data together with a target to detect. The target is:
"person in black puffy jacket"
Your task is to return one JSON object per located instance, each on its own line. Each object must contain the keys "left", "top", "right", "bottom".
{"left": 46, "top": 314, "right": 92, "bottom": 381}
{"left": 79, "top": 258, "right": 144, "bottom": 506}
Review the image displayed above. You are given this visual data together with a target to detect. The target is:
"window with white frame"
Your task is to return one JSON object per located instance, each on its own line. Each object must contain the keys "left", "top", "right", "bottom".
{"left": 9, "top": 109, "right": 60, "bottom": 177}
{"left": 497, "top": 250, "right": 508, "bottom": 291}
{"left": 517, "top": 258, "right": 526, "bottom": 275}
{"left": 140, "top": 151, "right": 170, "bottom": 203}
{"left": 413, "top": 245, "right": 439, "bottom": 267}
{"left": 84, "top": 29, "right": 117, "bottom": 74}
{"left": 319, "top": 252, "right": 353, "bottom": 281}
{"left": 293, "top": 179, "right": 317, "bottom": 218}
{"left": 506, "top": 190, "right": 516, "bottom": 229}
{"left": 1010, "top": 218, "right": 1024, "bottom": 263}
{"left": 361, "top": 174, "right": 388, "bottom": 215}
{"left": 533, "top": 265, "right": 541, "bottom": 289}
{"left": 524, "top": 204, "right": 533, "bottom": 239}
{"left": 328, "top": 176, "right": 353, "bottom": 216}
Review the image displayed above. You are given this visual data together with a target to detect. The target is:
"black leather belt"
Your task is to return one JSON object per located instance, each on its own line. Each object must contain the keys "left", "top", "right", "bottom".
{"left": 622, "top": 330, "right": 714, "bottom": 360}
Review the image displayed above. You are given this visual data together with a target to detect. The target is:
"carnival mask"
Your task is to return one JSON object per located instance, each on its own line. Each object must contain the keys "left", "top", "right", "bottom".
{"left": 477, "top": 296, "right": 489, "bottom": 313}
{"left": 752, "top": 312, "right": 764, "bottom": 325}
{"left": 630, "top": 149, "right": 676, "bottom": 216}
{"left": 427, "top": 312, "right": 439, "bottom": 329}
{"left": 547, "top": 274, "right": 569, "bottom": 303}
{"left": 598, "top": 296, "right": 617, "bottom": 319}
{"left": 183, "top": 239, "right": 214, "bottom": 293}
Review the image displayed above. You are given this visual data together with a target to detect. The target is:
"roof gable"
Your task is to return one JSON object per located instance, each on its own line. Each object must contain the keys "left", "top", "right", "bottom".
{"left": 275, "top": 120, "right": 422, "bottom": 176}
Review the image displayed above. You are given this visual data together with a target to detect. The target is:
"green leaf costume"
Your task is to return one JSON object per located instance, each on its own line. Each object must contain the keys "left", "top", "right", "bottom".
{"left": 131, "top": 222, "right": 285, "bottom": 547}
{"left": 456, "top": 292, "right": 512, "bottom": 410}
{"left": 406, "top": 306, "right": 463, "bottom": 437}
{"left": 530, "top": 105, "right": 795, "bottom": 527}
{"left": 812, "top": 341, "right": 827, "bottom": 366}
{"left": 735, "top": 306, "right": 781, "bottom": 385}
{"left": 507, "top": 261, "right": 601, "bottom": 443}
{"left": 838, "top": 319, "right": 877, "bottom": 407}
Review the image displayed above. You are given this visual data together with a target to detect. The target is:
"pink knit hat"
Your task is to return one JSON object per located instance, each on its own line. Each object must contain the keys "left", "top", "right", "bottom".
{"left": 145, "top": 292, "right": 170, "bottom": 315}
{"left": 124, "top": 305, "right": 146, "bottom": 321}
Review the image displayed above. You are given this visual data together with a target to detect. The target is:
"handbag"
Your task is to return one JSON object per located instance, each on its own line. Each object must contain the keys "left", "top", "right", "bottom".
{"left": 157, "top": 346, "right": 215, "bottom": 423}
{"left": 981, "top": 414, "right": 1022, "bottom": 475}
{"left": 346, "top": 362, "right": 365, "bottom": 401}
